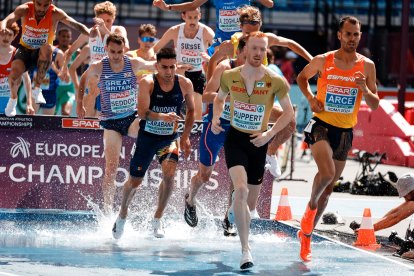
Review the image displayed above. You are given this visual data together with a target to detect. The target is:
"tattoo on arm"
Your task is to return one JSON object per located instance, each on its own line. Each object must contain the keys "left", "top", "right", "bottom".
{"left": 67, "top": 20, "right": 89, "bottom": 36}
{"left": 35, "top": 59, "right": 51, "bottom": 86}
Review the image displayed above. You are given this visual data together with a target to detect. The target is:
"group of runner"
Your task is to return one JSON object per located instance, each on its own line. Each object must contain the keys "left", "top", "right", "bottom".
{"left": 0, "top": 0, "right": 380, "bottom": 270}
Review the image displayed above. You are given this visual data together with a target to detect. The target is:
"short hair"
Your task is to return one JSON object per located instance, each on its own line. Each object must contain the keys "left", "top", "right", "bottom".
{"left": 238, "top": 5, "right": 262, "bottom": 24}
{"left": 182, "top": 7, "right": 201, "bottom": 15}
{"left": 94, "top": 1, "right": 117, "bottom": 17}
{"left": 7, "top": 22, "right": 20, "bottom": 36}
{"left": 339, "top": 16, "right": 361, "bottom": 31}
{"left": 138, "top": 24, "right": 157, "bottom": 37}
{"left": 238, "top": 35, "right": 248, "bottom": 51}
{"left": 57, "top": 28, "right": 71, "bottom": 36}
{"left": 246, "top": 31, "right": 267, "bottom": 41}
{"left": 156, "top": 48, "right": 176, "bottom": 62}
{"left": 106, "top": 33, "right": 125, "bottom": 46}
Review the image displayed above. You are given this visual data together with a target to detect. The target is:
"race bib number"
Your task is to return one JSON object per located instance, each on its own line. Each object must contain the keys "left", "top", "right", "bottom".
{"left": 109, "top": 90, "right": 136, "bottom": 113}
{"left": 218, "top": 9, "right": 240, "bottom": 32}
{"left": 324, "top": 84, "right": 358, "bottom": 114}
{"left": 221, "top": 102, "right": 231, "bottom": 121}
{"left": 232, "top": 100, "right": 265, "bottom": 131}
{"left": 304, "top": 119, "right": 316, "bottom": 133}
{"left": 0, "top": 77, "right": 10, "bottom": 97}
{"left": 144, "top": 120, "right": 176, "bottom": 135}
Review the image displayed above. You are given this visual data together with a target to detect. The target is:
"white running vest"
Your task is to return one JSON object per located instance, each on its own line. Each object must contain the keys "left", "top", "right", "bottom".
{"left": 176, "top": 23, "right": 205, "bottom": 72}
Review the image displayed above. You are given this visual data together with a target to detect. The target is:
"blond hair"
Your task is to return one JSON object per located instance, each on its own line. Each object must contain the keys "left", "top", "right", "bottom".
{"left": 94, "top": 1, "right": 117, "bottom": 17}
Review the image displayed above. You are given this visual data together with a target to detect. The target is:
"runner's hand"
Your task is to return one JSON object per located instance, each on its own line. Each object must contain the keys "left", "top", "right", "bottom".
{"left": 58, "top": 67, "right": 70, "bottom": 83}
{"left": 162, "top": 112, "right": 181, "bottom": 122}
{"left": 354, "top": 71, "right": 368, "bottom": 94}
{"left": 153, "top": 0, "right": 169, "bottom": 11}
{"left": 309, "top": 96, "right": 324, "bottom": 113}
{"left": 26, "top": 104, "right": 35, "bottom": 115}
{"left": 93, "top": 17, "right": 105, "bottom": 28}
{"left": 180, "top": 137, "right": 191, "bottom": 159}
{"left": 76, "top": 104, "right": 86, "bottom": 119}
{"left": 211, "top": 118, "right": 224, "bottom": 135}
{"left": 250, "top": 131, "right": 272, "bottom": 147}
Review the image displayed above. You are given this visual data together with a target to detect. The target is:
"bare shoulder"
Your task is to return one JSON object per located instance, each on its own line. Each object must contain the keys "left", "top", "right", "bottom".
{"left": 178, "top": 74, "right": 193, "bottom": 88}
{"left": 359, "top": 53, "right": 375, "bottom": 67}
{"left": 140, "top": 74, "right": 155, "bottom": 86}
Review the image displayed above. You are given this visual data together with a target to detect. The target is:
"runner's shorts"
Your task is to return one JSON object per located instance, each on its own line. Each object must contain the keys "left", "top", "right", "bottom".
{"left": 199, "top": 119, "right": 230, "bottom": 166}
{"left": 129, "top": 131, "right": 179, "bottom": 178}
{"left": 184, "top": 71, "right": 206, "bottom": 95}
{"left": 224, "top": 126, "right": 268, "bottom": 185}
{"left": 304, "top": 117, "right": 353, "bottom": 161}
{"left": 99, "top": 112, "right": 138, "bottom": 136}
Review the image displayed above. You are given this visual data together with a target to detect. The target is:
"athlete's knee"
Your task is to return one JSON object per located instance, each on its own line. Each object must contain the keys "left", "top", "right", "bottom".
{"left": 234, "top": 185, "right": 249, "bottom": 201}
{"left": 318, "top": 171, "right": 335, "bottom": 186}
{"left": 39, "top": 44, "right": 53, "bottom": 57}
{"left": 162, "top": 173, "right": 175, "bottom": 187}
{"left": 199, "top": 169, "right": 212, "bottom": 183}
{"left": 129, "top": 176, "right": 143, "bottom": 188}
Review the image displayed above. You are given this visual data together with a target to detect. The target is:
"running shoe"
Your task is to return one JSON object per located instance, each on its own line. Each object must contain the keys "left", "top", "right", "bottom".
{"left": 250, "top": 209, "right": 260, "bottom": 219}
{"left": 184, "top": 193, "right": 198, "bottom": 227}
{"left": 32, "top": 87, "right": 46, "bottom": 104}
{"left": 222, "top": 217, "right": 237, "bottom": 236}
{"left": 297, "top": 230, "right": 312, "bottom": 262}
{"left": 227, "top": 190, "right": 235, "bottom": 224}
{"left": 240, "top": 250, "right": 254, "bottom": 270}
{"left": 5, "top": 98, "right": 17, "bottom": 117}
{"left": 265, "top": 154, "right": 281, "bottom": 178}
{"left": 152, "top": 218, "right": 165, "bottom": 238}
{"left": 112, "top": 216, "right": 126, "bottom": 239}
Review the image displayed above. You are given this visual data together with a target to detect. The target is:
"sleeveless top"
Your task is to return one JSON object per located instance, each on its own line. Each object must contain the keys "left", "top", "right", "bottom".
{"left": 140, "top": 74, "right": 183, "bottom": 137}
{"left": 315, "top": 51, "right": 365, "bottom": 128}
{"left": 89, "top": 35, "right": 107, "bottom": 64}
{"left": 20, "top": 2, "right": 55, "bottom": 49}
{"left": 0, "top": 48, "right": 16, "bottom": 113}
{"left": 220, "top": 67, "right": 289, "bottom": 133}
{"left": 176, "top": 23, "right": 206, "bottom": 72}
{"left": 127, "top": 49, "right": 155, "bottom": 77}
{"left": 98, "top": 56, "right": 137, "bottom": 120}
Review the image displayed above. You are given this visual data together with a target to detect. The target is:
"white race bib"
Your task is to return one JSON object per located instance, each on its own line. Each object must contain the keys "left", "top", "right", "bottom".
{"left": 218, "top": 9, "right": 240, "bottom": 32}
{"left": 324, "top": 84, "right": 358, "bottom": 114}
{"left": 232, "top": 100, "right": 265, "bottom": 131}
{"left": 144, "top": 120, "right": 175, "bottom": 135}
{"left": 109, "top": 90, "right": 136, "bottom": 113}
{"left": 0, "top": 77, "right": 10, "bottom": 97}
{"left": 221, "top": 102, "right": 231, "bottom": 121}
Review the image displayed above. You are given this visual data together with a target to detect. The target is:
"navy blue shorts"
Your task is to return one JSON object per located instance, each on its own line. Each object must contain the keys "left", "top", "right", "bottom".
{"left": 129, "top": 131, "right": 179, "bottom": 178}
{"left": 99, "top": 112, "right": 138, "bottom": 136}
{"left": 40, "top": 88, "right": 57, "bottom": 109}
{"left": 184, "top": 71, "right": 206, "bottom": 95}
{"left": 199, "top": 120, "right": 230, "bottom": 167}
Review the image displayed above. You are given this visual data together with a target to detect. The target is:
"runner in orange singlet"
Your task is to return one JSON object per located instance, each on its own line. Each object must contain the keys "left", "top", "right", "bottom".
{"left": 0, "top": 0, "right": 89, "bottom": 116}
{"left": 296, "top": 16, "right": 380, "bottom": 262}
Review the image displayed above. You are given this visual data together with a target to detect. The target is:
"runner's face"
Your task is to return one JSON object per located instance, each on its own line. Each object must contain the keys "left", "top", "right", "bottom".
{"left": 57, "top": 31, "right": 72, "bottom": 47}
{"left": 0, "top": 28, "right": 15, "bottom": 47}
{"left": 156, "top": 59, "right": 176, "bottom": 82}
{"left": 338, "top": 21, "right": 361, "bottom": 53}
{"left": 246, "top": 37, "right": 267, "bottom": 67}
{"left": 106, "top": 42, "right": 124, "bottom": 64}
{"left": 182, "top": 10, "right": 201, "bottom": 30}
{"left": 138, "top": 32, "right": 156, "bottom": 50}
{"left": 98, "top": 13, "right": 115, "bottom": 30}
{"left": 33, "top": 0, "right": 52, "bottom": 18}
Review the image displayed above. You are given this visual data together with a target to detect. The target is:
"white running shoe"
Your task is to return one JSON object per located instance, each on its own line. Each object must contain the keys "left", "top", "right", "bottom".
{"left": 250, "top": 209, "right": 260, "bottom": 219}
{"left": 112, "top": 216, "right": 126, "bottom": 239}
{"left": 227, "top": 190, "right": 235, "bottom": 224}
{"left": 32, "top": 87, "right": 46, "bottom": 104}
{"left": 240, "top": 250, "right": 254, "bottom": 270}
{"left": 5, "top": 98, "right": 17, "bottom": 117}
{"left": 265, "top": 154, "right": 281, "bottom": 178}
{"left": 152, "top": 218, "right": 165, "bottom": 238}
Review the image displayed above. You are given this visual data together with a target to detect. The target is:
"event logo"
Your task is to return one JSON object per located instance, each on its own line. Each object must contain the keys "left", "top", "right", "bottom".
{"left": 10, "top": 137, "right": 30, "bottom": 158}
{"left": 62, "top": 118, "right": 101, "bottom": 129}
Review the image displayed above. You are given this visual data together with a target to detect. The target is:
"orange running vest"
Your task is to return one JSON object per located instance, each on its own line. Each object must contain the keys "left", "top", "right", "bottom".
{"left": 315, "top": 51, "right": 365, "bottom": 128}
{"left": 20, "top": 2, "right": 55, "bottom": 50}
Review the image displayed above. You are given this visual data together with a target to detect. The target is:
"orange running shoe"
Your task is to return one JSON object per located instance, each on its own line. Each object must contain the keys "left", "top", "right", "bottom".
{"left": 297, "top": 230, "right": 312, "bottom": 262}
{"left": 301, "top": 205, "right": 317, "bottom": 235}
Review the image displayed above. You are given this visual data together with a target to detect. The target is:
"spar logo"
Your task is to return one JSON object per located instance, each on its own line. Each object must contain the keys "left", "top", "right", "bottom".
{"left": 62, "top": 118, "right": 101, "bottom": 129}
{"left": 10, "top": 137, "right": 30, "bottom": 158}
{"left": 327, "top": 85, "right": 358, "bottom": 96}
{"left": 234, "top": 101, "right": 258, "bottom": 112}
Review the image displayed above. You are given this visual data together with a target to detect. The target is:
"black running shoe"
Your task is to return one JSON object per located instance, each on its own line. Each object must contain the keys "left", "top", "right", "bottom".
{"left": 184, "top": 193, "right": 198, "bottom": 227}
{"left": 222, "top": 217, "right": 237, "bottom": 236}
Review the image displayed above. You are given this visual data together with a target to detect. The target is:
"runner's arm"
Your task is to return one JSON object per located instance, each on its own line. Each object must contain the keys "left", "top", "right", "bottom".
{"left": 77, "top": 62, "right": 101, "bottom": 109}
{"left": 55, "top": 8, "right": 90, "bottom": 36}
{"left": 358, "top": 59, "right": 379, "bottom": 110}
{"left": 59, "top": 34, "right": 88, "bottom": 80}
{"left": 256, "top": 0, "right": 274, "bottom": 8}
{"left": 153, "top": 0, "right": 208, "bottom": 11}
{"left": 179, "top": 76, "right": 195, "bottom": 140}
{"left": 203, "top": 61, "right": 229, "bottom": 103}
{"left": 131, "top": 57, "right": 156, "bottom": 73}
{"left": 153, "top": 27, "right": 177, "bottom": 53}
{"left": 69, "top": 46, "right": 90, "bottom": 92}
{"left": 267, "top": 33, "right": 313, "bottom": 62}
{"left": 296, "top": 55, "right": 325, "bottom": 113}
{"left": 0, "top": 4, "right": 28, "bottom": 31}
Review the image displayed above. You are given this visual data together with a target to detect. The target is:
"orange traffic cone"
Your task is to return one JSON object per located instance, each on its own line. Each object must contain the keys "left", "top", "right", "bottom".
{"left": 274, "top": 187, "right": 293, "bottom": 221}
{"left": 353, "top": 208, "right": 381, "bottom": 250}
